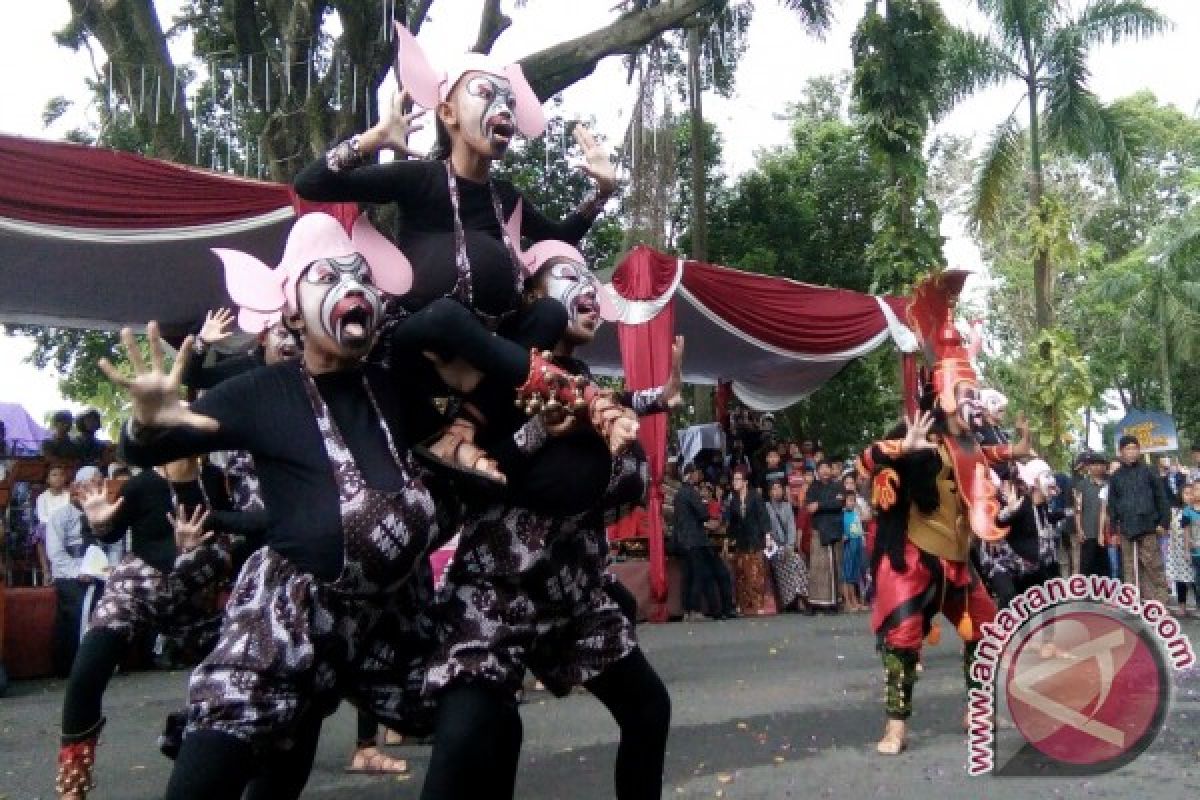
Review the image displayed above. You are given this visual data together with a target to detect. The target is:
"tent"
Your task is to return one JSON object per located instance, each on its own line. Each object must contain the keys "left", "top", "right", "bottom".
{"left": 0, "top": 401, "right": 50, "bottom": 455}
{"left": 0, "top": 137, "right": 924, "bottom": 621}
{"left": 0, "top": 134, "right": 353, "bottom": 336}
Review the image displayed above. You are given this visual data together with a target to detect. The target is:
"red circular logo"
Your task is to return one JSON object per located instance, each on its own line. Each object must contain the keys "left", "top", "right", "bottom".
{"left": 1004, "top": 610, "right": 1165, "bottom": 766}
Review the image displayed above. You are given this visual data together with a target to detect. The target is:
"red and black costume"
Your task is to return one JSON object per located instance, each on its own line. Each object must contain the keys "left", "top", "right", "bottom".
{"left": 862, "top": 273, "right": 1014, "bottom": 724}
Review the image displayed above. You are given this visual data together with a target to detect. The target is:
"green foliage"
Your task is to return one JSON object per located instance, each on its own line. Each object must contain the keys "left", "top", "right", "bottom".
{"left": 1024, "top": 328, "right": 1094, "bottom": 467}
{"left": 707, "top": 78, "right": 885, "bottom": 292}
{"left": 783, "top": 350, "right": 903, "bottom": 459}
{"left": 851, "top": 0, "right": 950, "bottom": 291}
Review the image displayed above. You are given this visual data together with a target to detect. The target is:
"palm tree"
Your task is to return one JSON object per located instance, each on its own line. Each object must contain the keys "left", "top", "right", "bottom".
{"left": 1096, "top": 207, "right": 1200, "bottom": 415}
{"left": 944, "top": 0, "right": 1170, "bottom": 332}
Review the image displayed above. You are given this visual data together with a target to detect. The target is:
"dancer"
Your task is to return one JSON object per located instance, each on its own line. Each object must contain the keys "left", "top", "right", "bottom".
{"left": 96, "top": 213, "right": 459, "bottom": 800}
{"left": 294, "top": 25, "right": 620, "bottom": 480}
{"left": 184, "top": 306, "right": 412, "bottom": 775}
{"left": 421, "top": 227, "right": 672, "bottom": 800}
{"left": 861, "top": 273, "right": 1030, "bottom": 756}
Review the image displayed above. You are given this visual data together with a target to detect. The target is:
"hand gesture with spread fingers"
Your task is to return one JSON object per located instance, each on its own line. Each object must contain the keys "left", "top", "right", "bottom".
{"left": 168, "top": 503, "right": 212, "bottom": 554}
{"left": 379, "top": 89, "right": 427, "bottom": 157}
{"left": 80, "top": 484, "right": 123, "bottom": 529}
{"left": 573, "top": 124, "right": 616, "bottom": 195}
{"left": 98, "top": 322, "right": 218, "bottom": 432}
{"left": 901, "top": 411, "right": 938, "bottom": 454}
{"left": 199, "top": 308, "right": 234, "bottom": 346}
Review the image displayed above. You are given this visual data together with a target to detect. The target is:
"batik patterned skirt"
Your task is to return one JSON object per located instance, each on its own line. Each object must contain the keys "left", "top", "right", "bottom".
{"left": 89, "top": 541, "right": 232, "bottom": 658}
{"left": 733, "top": 551, "right": 768, "bottom": 614}
{"left": 769, "top": 548, "right": 808, "bottom": 608}
{"left": 181, "top": 547, "right": 437, "bottom": 752}
{"left": 425, "top": 505, "right": 637, "bottom": 699}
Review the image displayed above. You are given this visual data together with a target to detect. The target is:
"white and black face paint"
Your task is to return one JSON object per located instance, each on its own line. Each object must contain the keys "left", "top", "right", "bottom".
{"left": 298, "top": 254, "right": 383, "bottom": 355}
{"left": 953, "top": 383, "right": 985, "bottom": 432}
{"left": 458, "top": 73, "right": 517, "bottom": 156}
{"left": 263, "top": 322, "right": 300, "bottom": 365}
{"left": 544, "top": 258, "right": 603, "bottom": 333}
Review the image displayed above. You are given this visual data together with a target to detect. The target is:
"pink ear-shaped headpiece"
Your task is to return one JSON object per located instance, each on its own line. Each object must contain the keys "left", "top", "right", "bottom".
{"left": 214, "top": 212, "right": 413, "bottom": 334}
{"left": 393, "top": 22, "right": 546, "bottom": 138}
{"left": 503, "top": 201, "right": 619, "bottom": 322}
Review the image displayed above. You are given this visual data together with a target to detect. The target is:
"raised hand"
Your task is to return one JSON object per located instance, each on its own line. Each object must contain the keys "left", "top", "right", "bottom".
{"left": 572, "top": 124, "right": 616, "bottom": 196}
{"left": 80, "top": 484, "right": 123, "bottom": 530}
{"left": 663, "top": 336, "right": 685, "bottom": 411}
{"left": 168, "top": 503, "right": 212, "bottom": 554}
{"left": 371, "top": 89, "right": 426, "bottom": 157}
{"left": 901, "top": 411, "right": 938, "bottom": 454}
{"left": 98, "top": 322, "right": 218, "bottom": 432}
{"left": 198, "top": 308, "right": 234, "bottom": 346}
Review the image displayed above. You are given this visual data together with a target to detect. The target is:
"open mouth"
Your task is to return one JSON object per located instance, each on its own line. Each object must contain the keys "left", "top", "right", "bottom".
{"left": 331, "top": 296, "right": 374, "bottom": 342}
{"left": 575, "top": 295, "right": 599, "bottom": 317}
{"left": 277, "top": 342, "right": 299, "bottom": 359}
{"left": 487, "top": 117, "right": 515, "bottom": 144}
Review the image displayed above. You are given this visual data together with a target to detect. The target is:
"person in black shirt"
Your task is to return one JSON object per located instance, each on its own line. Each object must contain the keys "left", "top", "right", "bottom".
{"left": 75, "top": 214, "right": 458, "bottom": 800}
{"left": 1108, "top": 435, "right": 1172, "bottom": 605}
{"left": 806, "top": 460, "right": 845, "bottom": 611}
{"left": 72, "top": 410, "right": 111, "bottom": 468}
{"left": 56, "top": 454, "right": 260, "bottom": 797}
{"left": 422, "top": 241, "right": 674, "bottom": 800}
{"left": 43, "top": 410, "right": 83, "bottom": 463}
{"left": 183, "top": 307, "right": 301, "bottom": 390}
{"left": 294, "top": 27, "right": 619, "bottom": 484}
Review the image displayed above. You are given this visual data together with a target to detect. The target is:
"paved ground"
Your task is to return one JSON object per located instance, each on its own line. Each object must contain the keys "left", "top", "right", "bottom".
{"left": 3, "top": 612, "right": 1199, "bottom": 799}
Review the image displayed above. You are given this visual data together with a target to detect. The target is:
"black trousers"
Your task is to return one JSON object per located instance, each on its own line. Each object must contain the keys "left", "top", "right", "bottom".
{"left": 682, "top": 546, "right": 734, "bottom": 615}
{"left": 1079, "top": 538, "right": 1107, "bottom": 578}
{"left": 52, "top": 579, "right": 91, "bottom": 678}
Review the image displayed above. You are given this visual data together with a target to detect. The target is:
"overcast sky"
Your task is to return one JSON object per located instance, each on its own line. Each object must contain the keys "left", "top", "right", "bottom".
{"left": 2, "top": 0, "right": 1197, "bottom": 422}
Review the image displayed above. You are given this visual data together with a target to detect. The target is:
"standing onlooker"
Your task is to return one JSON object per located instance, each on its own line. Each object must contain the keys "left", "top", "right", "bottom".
{"left": 44, "top": 467, "right": 122, "bottom": 676}
{"left": 72, "top": 409, "right": 110, "bottom": 467}
{"left": 42, "top": 410, "right": 82, "bottom": 463}
{"left": 1189, "top": 444, "right": 1200, "bottom": 484}
{"left": 1074, "top": 454, "right": 1109, "bottom": 578}
{"left": 805, "top": 460, "right": 844, "bottom": 612}
{"left": 1165, "top": 484, "right": 1197, "bottom": 615}
{"left": 764, "top": 481, "right": 811, "bottom": 614}
{"left": 1108, "top": 436, "right": 1172, "bottom": 605}
{"left": 728, "top": 469, "right": 771, "bottom": 615}
{"left": 841, "top": 490, "right": 867, "bottom": 611}
{"left": 1158, "top": 456, "right": 1185, "bottom": 508}
{"left": 1183, "top": 488, "right": 1200, "bottom": 612}
{"left": 674, "top": 465, "right": 735, "bottom": 621}
{"left": 759, "top": 450, "right": 786, "bottom": 493}
{"left": 34, "top": 464, "right": 72, "bottom": 585}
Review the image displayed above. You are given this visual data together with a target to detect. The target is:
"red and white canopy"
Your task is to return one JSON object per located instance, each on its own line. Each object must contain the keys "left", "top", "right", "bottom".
{"left": 0, "top": 134, "right": 353, "bottom": 336}
{"left": 589, "top": 246, "right": 917, "bottom": 411}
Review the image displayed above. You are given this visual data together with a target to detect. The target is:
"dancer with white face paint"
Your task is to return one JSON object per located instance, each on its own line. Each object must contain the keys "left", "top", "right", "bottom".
{"left": 294, "top": 25, "right": 629, "bottom": 485}
{"left": 98, "top": 213, "right": 458, "bottom": 800}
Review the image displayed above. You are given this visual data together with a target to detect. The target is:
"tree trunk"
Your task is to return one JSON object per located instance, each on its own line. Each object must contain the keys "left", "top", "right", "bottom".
{"left": 1026, "top": 79, "right": 1052, "bottom": 333}
{"left": 687, "top": 24, "right": 708, "bottom": 261}
{"left": 1157, "top": 284, "right": 1174, "bottom": 415}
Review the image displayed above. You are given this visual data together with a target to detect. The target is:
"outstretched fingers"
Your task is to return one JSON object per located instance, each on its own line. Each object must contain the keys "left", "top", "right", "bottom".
{"left": 170, "top": 335, "right": 195, "bottom": 385}
{"left": 148, "top": 321, "right": 166, "bottom": 373}
{"left": 121, "top": 327, "right": 146, "bottom": 374}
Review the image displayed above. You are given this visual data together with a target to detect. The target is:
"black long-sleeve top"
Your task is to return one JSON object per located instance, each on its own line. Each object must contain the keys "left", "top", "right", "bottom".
{"left": 728, "top": 489, "right": 771, "bottom": 552}
{"left": 1108, "top": 461, "right": 1170, "bottom": 537}
{"left": 120, "top": 361, "right": 443, "bottom": 582}
{"left": 98, "top": 465, "right": 241, "bottom": 574}
{"left": 182, "top": 350, "right": 264, "bottom": 391}
{"left": 294, "top": 159, "right": 594, "bottom": 319}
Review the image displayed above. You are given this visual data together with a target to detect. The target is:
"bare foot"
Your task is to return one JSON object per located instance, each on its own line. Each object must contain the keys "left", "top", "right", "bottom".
{"left": 345, "top": 745, "right": 408, "bottom": 774}
{"left": 428, "top": 419, "right": 505, "bottom": 483}
{"left": 876, "top": 719, "right": 907, "bottom": 755}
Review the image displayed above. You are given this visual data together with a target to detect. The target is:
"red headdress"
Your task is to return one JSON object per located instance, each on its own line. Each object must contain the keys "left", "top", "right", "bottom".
{"left": 906, "top": 270, "right": 1005, "bottom": 542}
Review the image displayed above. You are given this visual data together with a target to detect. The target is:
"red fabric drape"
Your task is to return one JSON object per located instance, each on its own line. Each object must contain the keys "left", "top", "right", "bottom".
{"left": 0, "top": 134, "right": 293, "bottom": 228}
{"left": 902, "top": 352, "right": 920, "bottom": 416}
{"left": 682, "top": 260, "right": 906, "bottom": 354}
{"left": 614, "top": 247, "right": 676, "bottom": 622}
{"left": 715, "top": 381, "right": 733, "bottom": 434}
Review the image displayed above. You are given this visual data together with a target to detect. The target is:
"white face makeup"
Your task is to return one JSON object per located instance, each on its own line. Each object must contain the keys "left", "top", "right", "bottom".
{"left": 263, "top": 321, "right": 300, "bottom": 365}
{"left": 297, "top": 254, "right": 383, "bottom": 357}
{"left": 453, "top": 72, "right": 518, "bottom": 158}
{"left": 543, "top": 257, "right": 604, "bottom": 342}
{"left": 952, "top": 383, "right": 985, "bottom": 432}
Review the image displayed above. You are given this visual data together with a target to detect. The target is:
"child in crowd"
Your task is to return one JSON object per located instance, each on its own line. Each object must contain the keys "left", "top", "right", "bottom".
{"left": 841, "top": 490, "right": 867, "bottom": 612}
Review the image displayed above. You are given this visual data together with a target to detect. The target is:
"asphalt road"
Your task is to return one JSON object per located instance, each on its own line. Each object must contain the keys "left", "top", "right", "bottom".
{"left": 3, "top": 612, "right": 1199, "bottom": 799}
